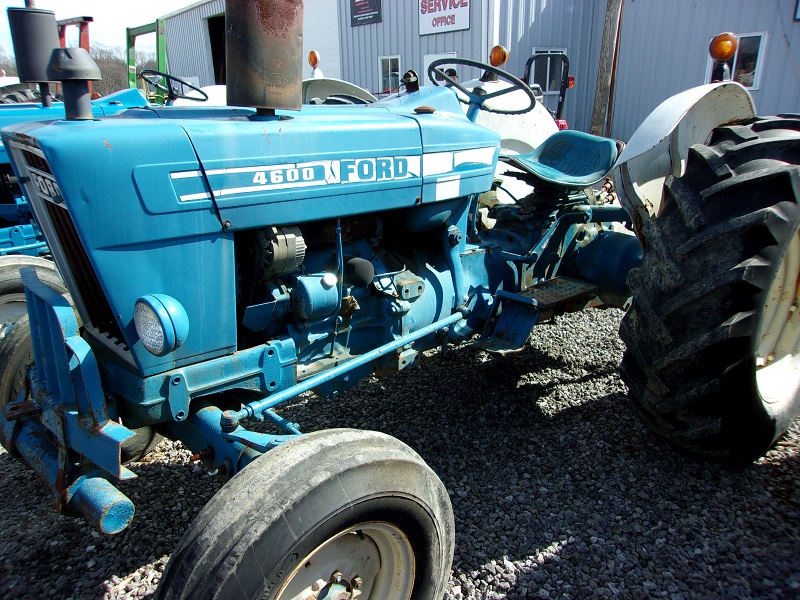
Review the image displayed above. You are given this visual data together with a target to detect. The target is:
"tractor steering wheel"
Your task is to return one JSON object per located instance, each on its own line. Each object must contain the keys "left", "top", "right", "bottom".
{"left": 427, "top": 58, "right": 536, "bottom": 117}
{"left": 138, "top": 70, "right": 209, "bottom": 104}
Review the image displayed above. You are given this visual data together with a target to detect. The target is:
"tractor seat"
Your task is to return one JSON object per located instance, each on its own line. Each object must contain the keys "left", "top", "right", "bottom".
{"left": 500, "top": 129, "right": 623, "bottom": 189}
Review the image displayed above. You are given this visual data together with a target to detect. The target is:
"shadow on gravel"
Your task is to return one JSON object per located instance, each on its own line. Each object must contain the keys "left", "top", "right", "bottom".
{"left": 1, "top": 311, "right": 798, "bottom": 599}
{"left": 0, "top": 448, "right": 217, "bottom": 599}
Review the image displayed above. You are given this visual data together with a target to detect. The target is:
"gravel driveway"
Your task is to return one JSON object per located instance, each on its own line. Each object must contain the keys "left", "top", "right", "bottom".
{"left": 1, "top": 308, "right": 798, "bottom": 599}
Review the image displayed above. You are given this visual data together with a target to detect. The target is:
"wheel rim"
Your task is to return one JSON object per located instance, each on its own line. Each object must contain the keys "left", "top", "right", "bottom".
{"left": 756, "top": 228, "right": 800, "bottom": 404}
{"left": 0, "top": 292, "right": 28, "bottom": 330}
{"left": 274, "top": 521, "right": 415, "bottom": 600}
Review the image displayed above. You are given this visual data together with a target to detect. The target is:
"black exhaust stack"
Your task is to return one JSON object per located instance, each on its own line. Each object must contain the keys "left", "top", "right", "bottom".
{"left": 6, "top": 6, "right": 60, "bottom": 107}
{"left": 47, "top": 48, "right": 101, "bottom": 120}
{"left": 226, "top": 0, "right": 304, "bottom": 115}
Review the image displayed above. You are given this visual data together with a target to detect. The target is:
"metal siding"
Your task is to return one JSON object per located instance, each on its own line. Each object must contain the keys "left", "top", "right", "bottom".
{"left": 612, "top": 0, "right": 800, "bottom": 141}
{"left": 164, "top": 0, "right": 225, "bottom": 88}
{"left": 495, "top": 0, "right": 605, "bottom": 132}
{"left": 338, "top": 0, "right": 489, "bottom": 96}
{"left": 752, "top": 3, "right": 800, "bottom": 118}
{"left": 304, "top": 0, "right": 342, "bottom": 79}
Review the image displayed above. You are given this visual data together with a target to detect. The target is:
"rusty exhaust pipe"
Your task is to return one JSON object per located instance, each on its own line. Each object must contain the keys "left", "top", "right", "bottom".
{"left": 226, "top": 0, "right": 304, "bottom": 115}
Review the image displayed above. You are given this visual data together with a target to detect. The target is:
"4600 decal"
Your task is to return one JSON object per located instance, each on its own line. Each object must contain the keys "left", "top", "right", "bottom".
{"left": 252, "top": 165, "right": 321, "bottom": 185}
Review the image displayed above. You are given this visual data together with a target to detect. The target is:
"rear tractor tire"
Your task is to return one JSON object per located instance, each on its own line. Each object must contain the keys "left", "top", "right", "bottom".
{"left": 0, "top": 89, "right": 39, "bottom": 104}
{"left": 156, "top": 428, "right": 455, "bottom": 600}
{"left": 621, "top": 115, "right": 800, "bottom": 462}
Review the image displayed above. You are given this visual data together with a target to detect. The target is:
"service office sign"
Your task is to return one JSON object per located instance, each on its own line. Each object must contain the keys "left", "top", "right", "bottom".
{"left": 419, "top": 0, "right": 469, "bottom": 35}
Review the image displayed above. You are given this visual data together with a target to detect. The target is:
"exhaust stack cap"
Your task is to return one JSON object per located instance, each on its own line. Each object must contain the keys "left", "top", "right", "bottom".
{"left": 47, "top": 48, "right": 102, "bottom": 121}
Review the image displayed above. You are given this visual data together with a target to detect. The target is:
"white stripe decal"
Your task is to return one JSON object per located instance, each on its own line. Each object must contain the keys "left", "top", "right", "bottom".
{"left": 170, "top": 171, "right": 202, "bottom": 179}
{"left": 178, "top": 192, "right": 212, "bottom": 202}
{"left": 454, "top": 147, "right": 495, "bottom": 167}
{"left": 215, "top": 180, "right": 329, "bottom": 196}
{"left": 435, "top": 175, "right": 461, "bottom": 201}
{"left": 423, "top": 152, "right": 455, "bottom": 176}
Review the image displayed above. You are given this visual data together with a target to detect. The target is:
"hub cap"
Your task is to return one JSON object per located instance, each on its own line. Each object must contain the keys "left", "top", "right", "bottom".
{"left": 0, "top": 292, "right": 27, "bottom": 339}
{"left": 274, "top": 521, "right": 415, "bottom": 600}
{"left": 756, "top": 228, "right": 800, "bottom": 404}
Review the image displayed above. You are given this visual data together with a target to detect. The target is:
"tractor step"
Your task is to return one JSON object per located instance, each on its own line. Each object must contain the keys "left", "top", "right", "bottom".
{"left": 479, "top": 277, "right": 598, "bottom": 352}
{"left": 524, "top": 277, "right": 598, "bottom": 312}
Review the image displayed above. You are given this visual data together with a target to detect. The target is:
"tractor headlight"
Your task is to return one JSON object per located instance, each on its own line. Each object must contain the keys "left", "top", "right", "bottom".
{"left": 134, "top": 295, "right": 189, "bottom": 357}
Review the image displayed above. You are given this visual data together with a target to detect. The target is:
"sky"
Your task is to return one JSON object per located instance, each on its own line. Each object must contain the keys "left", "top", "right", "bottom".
{"left": 0, "top": 0, "right": 200, "bottom": 55}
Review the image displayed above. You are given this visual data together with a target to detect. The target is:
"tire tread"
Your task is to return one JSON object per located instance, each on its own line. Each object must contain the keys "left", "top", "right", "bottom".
{"left": 621, "top": 116, "right": 800, "bottom": 461}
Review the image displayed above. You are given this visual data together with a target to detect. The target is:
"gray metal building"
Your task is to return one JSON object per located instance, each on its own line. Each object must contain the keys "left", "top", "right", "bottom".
{"left": 612, "top": 0, "right": 800, "bottom": 140}
{"left": 161, "top": 0, "right": 800, "bottom": 141}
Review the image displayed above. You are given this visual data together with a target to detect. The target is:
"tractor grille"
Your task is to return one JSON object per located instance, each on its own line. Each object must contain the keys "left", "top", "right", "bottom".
{"left": 21, "top": 148, "right": 52, "bottom": 174}
{"left": 44, "top": 201, "right": 125, "bottom": 343}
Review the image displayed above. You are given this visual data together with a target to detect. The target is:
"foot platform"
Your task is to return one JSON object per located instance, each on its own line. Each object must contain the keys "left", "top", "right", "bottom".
{"left": 525, "top": 277, "right": 598, "bottom": 313}
{"left": 479, "top": 277, "right": 598, "bottom": 351}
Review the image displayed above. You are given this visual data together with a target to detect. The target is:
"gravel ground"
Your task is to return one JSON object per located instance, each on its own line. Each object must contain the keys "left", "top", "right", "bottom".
{"left": 1, "top": 308, "right": 798, "bottom": 599}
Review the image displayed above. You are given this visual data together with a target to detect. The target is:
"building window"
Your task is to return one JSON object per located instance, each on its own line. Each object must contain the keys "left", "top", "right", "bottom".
{"left": 379, "top": 56, "right": 400, "bottom": 95}
{"left": 529, "top": 48, "right": 567, "bottom": 94}
{"left": 707, "top": 33, "right": 766, "bottom": 90}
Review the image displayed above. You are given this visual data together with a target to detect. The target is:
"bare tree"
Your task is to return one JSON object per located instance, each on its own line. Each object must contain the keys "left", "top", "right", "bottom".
{"left": 89, "top": 44, "right": 127, "bottom": 96}
{"left": 137, "top": 51, "right": 158, "bottom": 73}
{"left": 90, "top": 44, "right": 159, "bottom": 97}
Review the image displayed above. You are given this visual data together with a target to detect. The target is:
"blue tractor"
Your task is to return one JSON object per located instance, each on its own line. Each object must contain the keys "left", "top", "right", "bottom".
{"left": 1, "top": 1, "right": 798, "bottom": 597}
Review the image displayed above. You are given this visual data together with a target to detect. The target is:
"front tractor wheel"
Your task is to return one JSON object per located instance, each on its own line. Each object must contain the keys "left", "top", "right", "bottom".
{"left": 621, "top": 115, "right": 800, "bottom": 462}
{"left": 0, "top": 255, "right": 66, "bottom": 334}
{"left": 155, "top": 429, "right": 454, "bottom": 600}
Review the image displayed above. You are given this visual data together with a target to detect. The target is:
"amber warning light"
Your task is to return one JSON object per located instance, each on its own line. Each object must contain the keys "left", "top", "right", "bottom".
{"left": 709, "top": 32, "right": 737, "bottom": 61}
{"left": 489, "top": 45, "right": 509, "bottom": 67}
{"left": 308, "top": 50, "right": 320, "bottom": 69}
